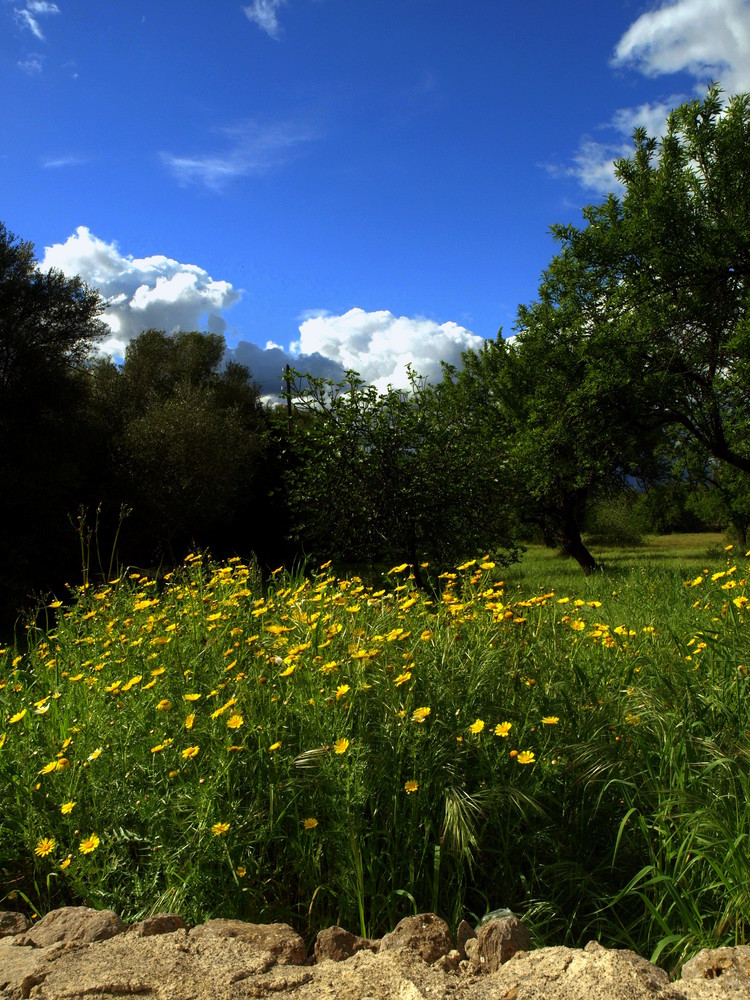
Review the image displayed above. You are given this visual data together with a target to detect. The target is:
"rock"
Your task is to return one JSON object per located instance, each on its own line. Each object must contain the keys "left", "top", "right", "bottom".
{"left": 476, "top": 941, "right": 672, "bottom": 999}
{"left": 314, "top": 925, "right": 377, "bottom": 962}
{"left": 19, "top": 906, "right": 125, "bottom": 948}
{"left": 680, "top": 945, "right": 750, "bottom": 984}
{"left": 475, "top": 914, "right": 532, "bottom": 971}
{"left": 189, "top": 918, "right": 306, "bottom": 965}
{"left": 456, "top": 918, "right": 477, "bottom": 960}
{"left": 128, "top": 913, "right": 187, "bottom": 937}
{"left": 379, "top": 913, "right": 454, "bottom": 964}
{"left": 0, "top": 912, "right": 30, "bottom": 938}
{"left": 2, "top": 906, "right": 748, "bottom": 1000}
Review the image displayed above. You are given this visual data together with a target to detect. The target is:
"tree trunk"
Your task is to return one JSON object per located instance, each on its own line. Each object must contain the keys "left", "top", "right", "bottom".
{"left": 557, "top": 502, "right": 598, "bottom": 575}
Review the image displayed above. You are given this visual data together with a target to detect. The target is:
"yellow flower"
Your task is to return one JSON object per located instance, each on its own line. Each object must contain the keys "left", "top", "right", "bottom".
{"left": 279, "top": 664, "right": 295, "bottom": 677}
{"left": 156, "top": 699, "right": 171, "bottom": 711}
{"left": 184, "top": 693, "right": 201, "bottom": 701}
{"left": 269, "top": 741, "right": 281, "bottom": 751}
{"left": 469, "top": 719, "right": 485, "bottom": 734}
{"left": 185, "top": 713, "right": 195, "bottom": 730}
{"left": 411, "top": 706, "right": 431, "bottom": 724}
{"left": 39, "top": 761, "right": 58, "bottom": 775}
{"left": 211, "top": 821, "right": 230, "bottom": 836}
{"left": 34, "top": 837, "right": 56, "bottom": 857}
{"left": 60, "top": 856, "right": 72, "bottom": 870}
{"left": 394, "top": 672, "right": 412, "bottom": 686}
{"left": 61, "top": 801, "right": 75, "bottom": 814}
{"left": 182, "top": 746, "right": 200, "bottom": 759}
{"left": 388, "top": 563, "right": 409, "bottom": 574}
{"left": 517, "top": 750, "right": 535, "bottom": 765}
{"left": 404, "top": 780, "right": 419, "bottom": 794}
{"left": 333, "top": 737, "right": 350, "bottom": 754}
{"left": 87, "top": 748, "right": 102, "bottom": 761}
{"left": 79, "top": 833, "right": 100, "bottom": 854}
{"left": 236, "top": 866, "right": 247, "bottom": 877}
{"left": 494, "top": 722, "right": 512, "bottom": 738}
{"left": 335, "top": 684, "right": 350, "bottom": 700}
{"left": 55, "top": 758, "right": 69, "bottom": 771}
{"left": 303, "top": 817, "right": 318, "bottom": 829}
{"left": 227, "top": 713, "right": 244, "bottom": 729}
{"left": 9, "top": 709, "right": 27, "bottom": 724}
{"left": 420, "top": 630, "right": 433, "bottom": 641}
{"left": 542, "top": 716, "right": 559, "bottom": 725}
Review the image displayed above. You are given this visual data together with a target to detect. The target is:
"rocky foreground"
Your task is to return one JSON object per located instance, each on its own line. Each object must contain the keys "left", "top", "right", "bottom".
{"left": 1, "top": 907, "right": 749, "bottom": 1000}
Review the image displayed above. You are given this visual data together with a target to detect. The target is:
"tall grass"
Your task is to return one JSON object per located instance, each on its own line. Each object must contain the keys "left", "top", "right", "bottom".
{"left": 1, "top": 539, "right": 748, "bottom": 972}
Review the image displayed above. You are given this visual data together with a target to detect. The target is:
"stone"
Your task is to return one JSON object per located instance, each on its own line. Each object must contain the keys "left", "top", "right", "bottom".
{"left": 379, "top": 913, "right": 454, "bottom": 964}
{"left": 475, "top": 915, "right": 532, "bottom": 971}
{"left": 313, "top": 925, "right": 377, "bottom": 962}
{"left": 189, "top": 917, "right": 306, "bottom": 965}
{"left": 680, "top": 945, "right": 750, "bottom": 984}
{"left": 0, "top": 912, "right": 30, "bottom": 938}
{"left": 127, "top": 912, "right": 187, "bottom": 937}
{"left": 19, "top": 906, "right": 125, "bottom": 948}
{"left": 456, "top": 918, "right": 477, "bottom": 960}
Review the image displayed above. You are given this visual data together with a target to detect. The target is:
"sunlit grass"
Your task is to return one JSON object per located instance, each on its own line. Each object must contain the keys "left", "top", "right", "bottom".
{"left": 1, "top": 540, "right": 749, "bottom": 972}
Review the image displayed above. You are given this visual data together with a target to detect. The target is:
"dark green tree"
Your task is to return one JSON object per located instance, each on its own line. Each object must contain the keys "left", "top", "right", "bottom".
{"left": 88, "top": 329, "right": 277, "bottom": 565}
{"left": 284, "top": 367, "right": 514, "bottom": 580}
{"left": 549, "top": 84, "right": 750, "bottom": 476}
{"left": 0, "top": 222, "right": 106, "bottom": 628}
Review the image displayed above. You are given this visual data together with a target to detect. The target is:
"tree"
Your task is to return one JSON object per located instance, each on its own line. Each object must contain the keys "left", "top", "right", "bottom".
{"left": 87, "top": 329, "right": 277, "bottom": 565}
{"left": 0, "top": 222, "right": 106, "bottom": 628}
{"left": 448, "top": 317, "right": 654, "bottom": 573}
{"left": 549, "top": 85, "right": 750, "bottom": 477}
{"left": 284, "top": 368, "right": 514, "bottom": 580}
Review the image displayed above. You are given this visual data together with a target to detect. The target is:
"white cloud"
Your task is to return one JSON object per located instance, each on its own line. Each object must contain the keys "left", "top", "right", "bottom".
{"left": 42, "top": 154, "right": 88, "bottom": 168}
{"left": 161, "top": 119, "right": 318, "bottom": 190}
{"left": 243, "top": 0, "right": 288, "bottom": 39}
{"left": 560, "top": 0, "right": 750, "bottom": 193}
{"left": 612, "top": 0, "right": 750, "bottom": 94}
{"left": 291, "top": 308, "right": 484, "bottom": 393}
{"left": 41, "top": 227, "right": 241, "bottom": 357}
{"left": 14, "top": 1, "right": 59, "bottom": 41}
{"left": 18, "top": 53, "right": 43, "bottom": 73}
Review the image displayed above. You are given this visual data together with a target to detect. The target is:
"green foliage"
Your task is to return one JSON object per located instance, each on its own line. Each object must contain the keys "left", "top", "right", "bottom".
{"left": 2, "top": 545, "right": 750, "bottom": 971}
{"left": 88, "top": 329, "right": 278, "bottom": 564}
{"left": 284, "top": 367, "right": 516, "bottom": 577}
{"left": 0, "top": 223, "right": 106, "bottom": 630}
{"left": 550, "top": 85, "right": 750, "bottom": 476}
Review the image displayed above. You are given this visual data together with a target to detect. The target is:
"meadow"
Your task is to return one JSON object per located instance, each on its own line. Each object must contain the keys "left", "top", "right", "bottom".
{"left": 1, "top": 533, "right": 749, "bottom": 973}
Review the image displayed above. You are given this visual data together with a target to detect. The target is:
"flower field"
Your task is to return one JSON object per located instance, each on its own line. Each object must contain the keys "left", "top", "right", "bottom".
{"left": 2, "top": 549, "right": 750, "bottom": 970}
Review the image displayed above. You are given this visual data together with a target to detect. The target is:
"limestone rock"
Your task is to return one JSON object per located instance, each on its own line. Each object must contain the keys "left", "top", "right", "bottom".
{"left": 189, "top": 917, "right": 306, "bottom": 965}
{"left": 474, "top": 941, "right": 671, "bottom": 999}
{"left": 19, "top": 906, "right": 125, "bottom": 948}
{"left": 680, "top": 945, "right": 750, "bottom": 984}
{"left": 456, "top": 918, "right": 476, "bottom": 960}
{"left": 475, "top": 914, "right": 532, "bottom": 971}
{"left": 379, "top": 913, "right": 453, "bottom": 964}
{"left": 0, "top": 912, "right": 30, "bottom": 938}
{"left": 314, "top": 925, "right": 377, "bottom": 962}
{"left": 127, "top": 912, "right": 187, "bottom": 937}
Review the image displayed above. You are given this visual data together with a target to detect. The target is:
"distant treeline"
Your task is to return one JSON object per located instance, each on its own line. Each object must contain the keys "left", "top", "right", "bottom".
{"left": 2, "top": 85, "right": 749, "bottom": 632}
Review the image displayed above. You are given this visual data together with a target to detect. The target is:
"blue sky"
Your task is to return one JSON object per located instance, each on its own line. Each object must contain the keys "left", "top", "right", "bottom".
{"left": 3, "top": 0, "right": 750, "bottom": 395}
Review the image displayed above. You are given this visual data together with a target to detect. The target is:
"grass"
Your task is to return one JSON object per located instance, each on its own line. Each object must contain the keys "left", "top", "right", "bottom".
{"left": 1, "top": 534, "right": 748, "bottom": 974}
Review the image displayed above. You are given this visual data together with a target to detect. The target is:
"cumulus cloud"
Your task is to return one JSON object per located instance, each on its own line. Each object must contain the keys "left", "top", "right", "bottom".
{"left": 243, "top": 0, "right": 288, "bottom": 39}
{"left": 14, "top": 1, "right": 59, "bottom": 41}
{"left": 291, "top": 308, "right": 484, "bottom": 394}
{"left": 612, "top": 0, "right": 750, "bottom": 94}
{"left": 560, "top": 0, "right": 750, "bottom": 194}
{"left": 161, "top": 119, "right": 318, "bottom": 191}
{"left": 41, "top": 227, "right": 241, "bottom": 358}
{"left": 228, "top": 340, "right": 346, "bottom": 399}
{"left": 227, "top": 309, "right": 485, "bottom": 400}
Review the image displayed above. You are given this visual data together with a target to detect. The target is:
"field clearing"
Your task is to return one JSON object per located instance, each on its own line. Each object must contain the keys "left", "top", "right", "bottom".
{"left": 1, "top": 536, "right": 749, "bottom": 973}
